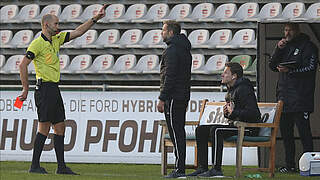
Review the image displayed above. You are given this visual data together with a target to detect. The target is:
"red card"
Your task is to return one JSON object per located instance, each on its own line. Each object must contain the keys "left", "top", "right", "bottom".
{"left": 14, "top": 97, "right": 23, "bottom": 109}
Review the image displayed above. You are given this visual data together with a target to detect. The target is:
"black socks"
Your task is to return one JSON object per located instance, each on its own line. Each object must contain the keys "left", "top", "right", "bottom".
{"left": 54, "top": 134, "right": 66, "bottom": 169}
{"left": 31, "top": 133, "right": 47, "bottom": 168}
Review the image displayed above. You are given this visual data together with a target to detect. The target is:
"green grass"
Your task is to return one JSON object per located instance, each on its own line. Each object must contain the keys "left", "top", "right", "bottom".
{"left": 0, "top": 161, "right": 317, "bottom": 180}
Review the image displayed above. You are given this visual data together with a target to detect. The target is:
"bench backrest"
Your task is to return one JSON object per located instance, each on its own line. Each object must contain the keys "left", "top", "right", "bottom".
{"left": 198, "top": 99, "right": 282, "bottom": 137}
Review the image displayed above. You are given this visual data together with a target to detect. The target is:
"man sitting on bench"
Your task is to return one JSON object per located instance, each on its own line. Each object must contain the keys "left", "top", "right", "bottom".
{"left": 188, "top": 62, "right": 261, "bottom": 177}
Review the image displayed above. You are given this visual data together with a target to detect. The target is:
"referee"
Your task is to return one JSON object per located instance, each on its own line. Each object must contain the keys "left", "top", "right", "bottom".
{"left": 18, "top": 4, "right": 107, "bottom": 175}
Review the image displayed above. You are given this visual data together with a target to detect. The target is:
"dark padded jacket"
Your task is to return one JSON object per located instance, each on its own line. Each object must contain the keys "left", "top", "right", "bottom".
{"left": 225, "top": 77, "right": 261, "bottom": 123}
{"left": 269, "top": 33, "right": 318, "bottom": 113}
{"left": 159, "top": 34, "right": 192, "bottom": 101}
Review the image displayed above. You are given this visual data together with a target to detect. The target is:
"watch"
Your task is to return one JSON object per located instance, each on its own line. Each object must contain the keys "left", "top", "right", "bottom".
{"left": 91, "top": 18, "right": 97, "bottom": 23}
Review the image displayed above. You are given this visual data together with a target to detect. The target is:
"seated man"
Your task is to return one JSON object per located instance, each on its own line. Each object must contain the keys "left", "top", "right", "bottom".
{"left": 188, "top": 62, "right": 261, "bottom": 177}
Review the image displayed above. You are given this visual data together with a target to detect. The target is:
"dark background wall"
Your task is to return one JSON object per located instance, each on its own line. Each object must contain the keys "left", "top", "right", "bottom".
{"left": 258, "top": 22, "right": 320, "bottom": 168}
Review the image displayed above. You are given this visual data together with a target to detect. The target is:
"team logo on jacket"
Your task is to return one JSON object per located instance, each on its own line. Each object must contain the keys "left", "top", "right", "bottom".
{"left": 303, "top": 112, "right": 309, "bottom": 120}
{"left": 294, "top": 48, "right": 300, "bottom": 55}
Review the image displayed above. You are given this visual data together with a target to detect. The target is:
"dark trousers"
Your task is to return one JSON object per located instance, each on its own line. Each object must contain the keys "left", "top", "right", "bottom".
{"left": 196, "top": 125, "right": 239, "bottom": 171}
{"left": 164, "top": 99, "right": 188, "bottom": 173}
{"left": 280, "top": 112, "right": 313, "bottom": 168}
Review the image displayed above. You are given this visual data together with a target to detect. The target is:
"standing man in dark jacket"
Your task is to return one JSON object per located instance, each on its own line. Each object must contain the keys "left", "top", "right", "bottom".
{"left": 188, "top": 62, "right": 261, "bottom": 177}
{"left": 157, "top": 20, "right": 192, "bottom": 178}
{"left": 269, "top": 23, "right": 318, "bottom": 173}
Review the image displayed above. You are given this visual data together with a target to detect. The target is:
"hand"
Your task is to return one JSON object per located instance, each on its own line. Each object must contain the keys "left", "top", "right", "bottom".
{"left": 223, "top": 104, "right": 229, "bottom": 116}
{"left": 277, "top": 65, "right": 289, "bottom": 72}
{"left": 18, "top": 88, "right": 28, "bottom": 101}
{"left": 226, "top": 102, "right": 233, "bottom": 115}
{"left": 157, "top": 100, "right": 165, "bottom": 113}
{"left": 93, "top": 4, "right": 108, "bottom": 21}
{"left": 277, "top": 38, "right": 288, "bottom": 49}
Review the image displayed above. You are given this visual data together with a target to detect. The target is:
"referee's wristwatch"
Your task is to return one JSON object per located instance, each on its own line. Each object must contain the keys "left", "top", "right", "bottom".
{"left": 91, "top": 17, "right": 97, "bottom": 23}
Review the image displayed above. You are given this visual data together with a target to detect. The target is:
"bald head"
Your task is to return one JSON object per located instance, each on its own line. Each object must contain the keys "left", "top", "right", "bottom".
{"left": 41, "top": 14, "right": 59, "bottom": 36}
{"left": 41, "top": 14, "right": 58, "bottom": 26}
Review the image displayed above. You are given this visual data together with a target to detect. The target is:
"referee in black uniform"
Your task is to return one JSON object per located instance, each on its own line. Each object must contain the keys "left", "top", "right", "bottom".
{"left": 19, "top": 4, "right": 107, "bottom": 174}
{"left": 157, "top": 20, "right": 192, "bottom": 178}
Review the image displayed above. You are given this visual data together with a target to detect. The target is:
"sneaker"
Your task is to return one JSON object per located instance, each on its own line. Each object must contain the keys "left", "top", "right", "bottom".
{"left": 198, "top": 168, "right": 223, "bottom": 177}
{"left": 279, "top": 167, "right": 298, "bottom": 173}
{"left": 164, "top": 170, "right": 186, "bottom": 178}
{"left": 56, "top": 166, "right": 79, "bottom": 175}
{"left": 187, "top": 168, "right": 208, "bottom": 176}
{"left": 29, "top": 166, "right": 48, "bottom": 174}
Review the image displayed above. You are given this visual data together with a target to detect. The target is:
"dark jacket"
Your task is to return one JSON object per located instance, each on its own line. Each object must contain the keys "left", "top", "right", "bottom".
{"left": 159, "top": 34, "right": 192, "bottom": 101}
{"left": 269, "top": 33, "right": 318, "bottom": 113}
{"left": 225, "top": 77, "right": 261, "bottom": 123}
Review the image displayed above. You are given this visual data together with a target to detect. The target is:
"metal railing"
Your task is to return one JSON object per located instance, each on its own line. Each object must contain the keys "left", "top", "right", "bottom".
{"left": 0, "top": 84, "right": 228, "bottom": 91}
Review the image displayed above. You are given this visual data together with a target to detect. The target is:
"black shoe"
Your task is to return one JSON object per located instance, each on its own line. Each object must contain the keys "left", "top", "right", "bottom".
{"left": 56, "top": 166, "right": 79, "bottom": 175}
{"left": 29, "top": 166, "right": 48, "bottom": 174}
{"left": 164, "top": 170, "right": 186, "bottom": 178}
{"left": 187, "top": 168, "right": 208, "bottom": 176}
{"left": 198, "top": 168, "right": 223, "bottom": 177}
{"left": 279, "top": 167, "right": 298, "bottom": 173}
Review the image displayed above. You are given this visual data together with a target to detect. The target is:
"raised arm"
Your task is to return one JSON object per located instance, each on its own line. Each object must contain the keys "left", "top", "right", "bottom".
{"left": 69, "top": 4, "right": 107, "bottom": 41}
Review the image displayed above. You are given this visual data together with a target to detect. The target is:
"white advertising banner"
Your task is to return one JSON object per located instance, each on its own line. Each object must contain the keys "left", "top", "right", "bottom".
{"left": 0, "top": 91, "right": 258, "bottom": 165}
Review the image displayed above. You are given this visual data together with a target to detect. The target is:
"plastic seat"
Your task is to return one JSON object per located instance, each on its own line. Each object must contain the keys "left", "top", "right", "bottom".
{"left": 109, "top": 4, "right": 147, "bottom": 23}
{"left": 59, "top": 55, "right": 70, "bottom": 74}
{"left": 240, "top": 38, "right": 257, "bottom": 49}
{"left": 60, "top": 30, "right": 75, "bottom": 48}
{"left": 0, "top": 55, "right": 24, "bottom": 74}
{"left": 84, "top": 29, "right": 120, "bottom": 48}
{"left": 181, "top": 29, "right": 188, "bottom": 36}
{"left": 141, "top": 55, "right": 160, "bottom": 74}
{"left": 244, "top": 58, "right": 257, "bottom": 75}
{"left": 195, "top": 55, "right": 228, "bottom": 74}
{"left": 0, "top": 55, "right": 5, "bottom": 69}
{"left": 206, "top": 55, "right": 228, "bottom": 73}
{"left": 69, "top": 4, "right": 102, "bottom": 23}
{"left": 121, "top": 54, "right": 158, "bottom": 74}
{"left": 254, "top": 3, "right": 283, "bottom": 22}
{"left": 63, "top": 54, "right": 92, "bottom": 73}
{"left": 270, "top": 2, "right": 305, "bottom": 21}
{"left": 293, "top": 3, "right": 320, "bottom": 22}
{"left": 28, "top": 62, "right": 36, "bottom": 74}
{"left": 33, "top": 31, "right": 42, "bottom": 40}
{"left": 99, "top": 4, "right": 125, "bottom": 23}
{"left": 216, "top": 29, "right": 255, "bottom": 49}
{"left": 177, "top": 3, "right": 214, "bottom": 22}
{"left": 160, "top": 4, "right": 192, "bottom": 21}
{"left": 127, "top": 29, "right": 163, "bottom": 48}
{"left": 132, "top": 3, "right": 169, "bottom": 23}
{"left": 200, "top": 3, "right": 237, "bottom": 22}
{"left": 2, "top": 30, "right": 33, "bottom": 48}
{"left": 191, "top": 54, "right": 205, "bottom": 73}
{"left": 104, "top": 54, "right": 136, "bottom": 74}
{"left": 195, "top": 29, "right": 232, "bottom": 49}
{"left": 25, "top": 4, "right": 61, "bottom": 23}
{"left": 230, "top": 55, "right": 253, "bottom": 70}
{"left": 0, "top": 30, "right": 13, "bottom": 48}
{"left": 81, "top": 54, "right": 114, "bottom": 73}
{"left": 230, "top": 3, "right": 259, "bottom": 22}
{"left": 59, "top": 4, "right": 82, "bottom": 22}
{"left": 71, "top": 30, "right": 97, "bottom": 48}
{"left": 188, "top": 29, "right": 209, "bottom": 48}
{"left": 8, "top": 4, "right": 39, "bottom": 23}
{"left": 107, "top": 29, "right": 142, "bottom": 48}
{"left": 0, "top": 5, "right": 19, "bottom": 23}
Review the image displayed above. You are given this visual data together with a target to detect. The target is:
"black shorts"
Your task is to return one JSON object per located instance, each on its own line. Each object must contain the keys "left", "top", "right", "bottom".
{"left": 34, "top": 82, "right": 66, "bottom": 124}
